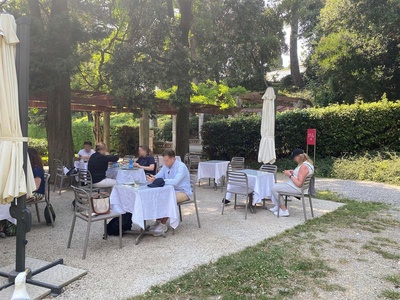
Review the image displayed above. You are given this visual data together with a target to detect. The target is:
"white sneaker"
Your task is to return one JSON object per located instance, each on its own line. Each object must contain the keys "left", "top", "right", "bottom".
{"left": 274, "top": 208, "right": 289, "bottom": 217}
{"left": 152, "top": 223, "right": 168, "bottom": 236}
{"left": 148, "top": 221, "right": 160, "bottom": 231}
{"left": 269, "top": 206, "right": 279, "bottom": 212}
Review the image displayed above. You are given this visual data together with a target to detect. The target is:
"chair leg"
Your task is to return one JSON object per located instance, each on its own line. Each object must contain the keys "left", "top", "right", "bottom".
{"left": 59, "top": 177, "right": 64, "bottom": 195}
{"left": 285, "top": 196, "right": 288, "bottom": 208}
{"left": 103, "top": 219, "right": 108, "bottom": 240}
{"left": 179, "top": 205, "right": 183, "bottom": 222}
{"left": 244, "top": 195, "right": 248, "bottom": 220}
{"left": 46, "top": 201, "right": 54, "bottom": 227}
{"left": 277, "top": 194, "right": 281, "bottom": 218}
{"left": 221, "top": 193, "right": 227, "bottom": 215}
{"left": 309, "top": 195, "right": 314, "bottom": 218}
{"left": 301, "top": 195, "right": 307, "bottom": 221}
{"left": 118, "top": 215, "right": 122, "bottom": 249}
{"left": 67, "top": 215, "right": 76, "bottom": 248}
{"left": 35, "top": 203, "right": 40, "bottom": 223}
{"left": 194, "top": 200, "right": 201, "bottom": 228}
{"left": 53, "top": 176, "right": 57, "bottom": 193}
{"left": 83, "top": 220, "right": 91, "bottom": 259}
{"left": 234, "top": 194, "right": 237, "bottom": 210}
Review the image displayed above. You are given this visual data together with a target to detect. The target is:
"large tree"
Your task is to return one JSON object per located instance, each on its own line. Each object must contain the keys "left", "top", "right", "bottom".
{"left": 28, "top": 0, "right": 74, "bottom": 178}
{"left": 308, "top": 0, "right": 400, "bottom": 105}
{"left": 278, "top": 0, "right": 324, "bottom": 88}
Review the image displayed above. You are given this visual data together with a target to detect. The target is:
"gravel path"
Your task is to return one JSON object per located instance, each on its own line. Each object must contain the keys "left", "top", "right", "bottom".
{"left": 316, "top": 178, "right": 400, "bottom": 206}
{"left": 0, "top": 182, "right": 342, "bottom": 300}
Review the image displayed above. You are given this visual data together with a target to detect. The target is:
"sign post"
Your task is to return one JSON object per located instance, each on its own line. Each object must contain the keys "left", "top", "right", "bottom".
{"left": 306, "top": 129, "right": 316, "bottom": 165}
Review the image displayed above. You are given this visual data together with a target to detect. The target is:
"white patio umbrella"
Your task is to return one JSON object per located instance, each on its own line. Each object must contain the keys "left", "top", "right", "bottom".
{"left": 258, "top": 87, "right": 276, "bottom": 164}
{"left": 0, "top": 14, "right": 35, "bottom": 206}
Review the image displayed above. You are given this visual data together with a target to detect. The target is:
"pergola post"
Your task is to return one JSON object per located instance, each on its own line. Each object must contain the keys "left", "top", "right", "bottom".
{"left": 198, "top": 113, "right": 204, "bottom": 140}
{"left": 103, "top": 111, "right": 110, "bottom": 150}
{"left": 172, "top": 115, "right": 177, "bottom": 150}
{"left": 139, "top": 110, "right": 150, "bottom": 146}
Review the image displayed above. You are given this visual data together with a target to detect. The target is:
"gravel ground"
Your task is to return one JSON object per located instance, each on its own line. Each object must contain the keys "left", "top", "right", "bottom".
{"left": 316, "top": 178, "right": 400, "bottom": 206}
{"left": 0, "top": 181, "right": 342, "bottom": 300}
{"left": 294, "top": 208, "right": 400, "bottom": 300}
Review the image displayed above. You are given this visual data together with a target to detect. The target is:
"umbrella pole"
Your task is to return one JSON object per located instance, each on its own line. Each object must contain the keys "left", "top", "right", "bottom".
{"left": 7, "top": 16, "right": 32, "bottom": 281}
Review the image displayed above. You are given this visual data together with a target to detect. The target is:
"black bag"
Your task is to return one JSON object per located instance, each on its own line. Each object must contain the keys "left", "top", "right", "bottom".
{"left": 66, "top": 167, "right": 79, "bottom": 176}
{"left": 107, "top": 213, "right": 133, "bottom": 236}
{"left": 44, "top": 204, "right": 56, "bottom": 225}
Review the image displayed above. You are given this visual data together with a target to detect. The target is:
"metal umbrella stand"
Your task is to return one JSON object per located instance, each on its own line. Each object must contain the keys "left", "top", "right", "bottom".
{"left": 0, "top": 16, "right": 64, "bottom": 296}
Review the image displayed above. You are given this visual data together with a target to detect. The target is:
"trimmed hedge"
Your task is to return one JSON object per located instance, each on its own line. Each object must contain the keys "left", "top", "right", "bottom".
{"left": 202, "top": 100, "right": 400, "bottom": 160}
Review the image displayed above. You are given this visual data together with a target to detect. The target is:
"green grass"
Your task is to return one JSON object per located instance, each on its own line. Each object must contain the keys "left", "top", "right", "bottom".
{"left": 384, "top": 274, "right": 400, "bottom": 286}
{"left": 381, "top": 289, "right": 400, "bottom": 300}
{"left": 132, "top": 193, "right": 390, "bottom": 300}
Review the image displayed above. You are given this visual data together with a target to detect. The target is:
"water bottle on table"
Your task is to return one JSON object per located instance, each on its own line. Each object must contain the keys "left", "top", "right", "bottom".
{"left": 129, "top": 158, "right": 133, "bottom": 169}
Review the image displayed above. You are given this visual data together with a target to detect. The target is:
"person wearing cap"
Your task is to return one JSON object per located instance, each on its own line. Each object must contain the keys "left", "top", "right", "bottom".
{"left": 269, "top": 148, "right": 314, "bottom": 217}
{"left": 146, "top": 149, "right": 191, "bottom": 235}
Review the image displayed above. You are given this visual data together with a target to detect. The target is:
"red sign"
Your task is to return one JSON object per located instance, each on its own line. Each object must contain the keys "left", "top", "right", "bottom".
{"left": 307, "top": 129, "right": 316, "bottom": 145}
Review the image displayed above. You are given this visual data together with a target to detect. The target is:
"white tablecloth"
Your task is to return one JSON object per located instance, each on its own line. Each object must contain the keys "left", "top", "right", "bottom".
{"left": 74, "top": 160, "right": 88, "bottom": 170}
{"left": 226, "top": 169, "right": 274, "bottom": 205}
{"left": 197, "top": 160, "right": 230, "bottom": 184}
{"left": 0, "top": 204, "right": 15, "bottom": 223}
{"left": 157, "top": 155, "right": 181, "bottom": 168}
{"left": 110, "top": 185, "right": 179, "bottom": 229}
{"left": 106, "top": 168, "right": 147, "bottom": 184}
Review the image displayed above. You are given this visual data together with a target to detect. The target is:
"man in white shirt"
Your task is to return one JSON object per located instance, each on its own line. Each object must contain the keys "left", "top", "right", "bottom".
{"left": 146, "top": 149, "right": 191, "bottom": 235}
{"left": 77, "top": 141, "right": 95, "bottom": 162}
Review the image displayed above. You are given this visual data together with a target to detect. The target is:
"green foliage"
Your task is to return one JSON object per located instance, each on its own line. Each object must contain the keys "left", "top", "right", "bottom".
{"left": 71, "top": 121, "right": 94, "bottom": 153}
{"left": 28, "top": 125, "right": 47, "bottom": 139}
{"left": 202, "top": 115, "right": 261, "bottom": 160}
{"left": 156, "top": 81, "right": 247, "bottom": 109}
{"left": 28, "top": 139, "right": 48, "bottom": 157}
{"left": 308, "top": 0, "right": 400, "bottom": 104}
{"left": 202, "top": 101, "right": 400, "bottom": 161}
{"left": 113, "top": 126, "right": 139, "bottom": 157}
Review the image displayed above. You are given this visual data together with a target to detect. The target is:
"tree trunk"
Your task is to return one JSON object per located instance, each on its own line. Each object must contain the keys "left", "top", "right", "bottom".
{"left": 289, "top": 8, "right": 304, "bottom": 88}
{"left": 175, "top": 0, "right": 193, "bottom": 159}
{"left": 46, "top": 0, "right": 74, "bottom": 179}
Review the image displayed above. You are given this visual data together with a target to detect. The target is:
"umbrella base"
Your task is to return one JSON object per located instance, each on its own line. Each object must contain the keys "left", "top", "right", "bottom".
{"left": 0, "top": 257, "right": 87, "bottom": 297}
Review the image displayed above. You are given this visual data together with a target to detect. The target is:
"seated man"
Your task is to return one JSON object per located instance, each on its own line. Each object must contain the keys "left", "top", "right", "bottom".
{"left": 88, "top": 143, "right": 119, "bottom": 188}
{"left": 146, "top": 149, "right": 191, "bottom": 235}
{"left": 78, "top": 141, "right": 95, "bottom": 162}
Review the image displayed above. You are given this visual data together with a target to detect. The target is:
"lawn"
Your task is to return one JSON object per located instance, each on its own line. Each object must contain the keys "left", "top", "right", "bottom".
{"left": 132, "top": 191, "right": 400, "bottom": 300}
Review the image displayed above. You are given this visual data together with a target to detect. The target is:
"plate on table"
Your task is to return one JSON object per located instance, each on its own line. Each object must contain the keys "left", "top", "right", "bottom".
{"left": 123, "top": 182, "right": 135, "bottom": 186}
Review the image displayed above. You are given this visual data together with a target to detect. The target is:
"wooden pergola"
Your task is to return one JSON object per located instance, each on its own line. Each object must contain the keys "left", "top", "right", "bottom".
{"left": 29, "top": 90, "right": 237, "bottom": 150}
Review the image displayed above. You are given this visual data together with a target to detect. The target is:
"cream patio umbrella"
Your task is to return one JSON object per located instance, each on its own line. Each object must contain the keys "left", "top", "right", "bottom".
{"left": 258, "top": 87, "right": 276, "bottom": 164}
{"left": 0, "top": 14, "right": 35, "bottom": 205}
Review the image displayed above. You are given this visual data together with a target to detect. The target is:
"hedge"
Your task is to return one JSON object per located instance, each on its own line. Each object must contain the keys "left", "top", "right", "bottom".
{"left": 202, "top": 100, "right": 400, "bottom": 160}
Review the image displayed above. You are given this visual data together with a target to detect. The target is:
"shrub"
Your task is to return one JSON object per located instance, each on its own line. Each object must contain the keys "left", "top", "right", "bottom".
{"left": 202, "top": 100, "right": 400, "bottom": 160}
{"left": 28, "top": 138, "right": 48, "bottom": 156}
{"left": 28, "top": 124, "right": 47, "bottom": 139}
{"left": 114, "top": 126, "right": 139, "bottom": 156}
{"left": 72, "top": 121, "right": 94, "bottom": 153}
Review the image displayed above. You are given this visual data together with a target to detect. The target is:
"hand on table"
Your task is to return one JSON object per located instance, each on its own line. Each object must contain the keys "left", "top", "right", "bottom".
{"left": 146, "top": 174, "right": 156, "bottom": 183}
{"left": 134, "top": 163, "right": 141, "bottom": 168}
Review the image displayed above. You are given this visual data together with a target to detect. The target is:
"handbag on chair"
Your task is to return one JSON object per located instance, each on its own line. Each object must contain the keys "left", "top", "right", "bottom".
{"left": 90, "top": 192, "right": 110, "bottom": 215}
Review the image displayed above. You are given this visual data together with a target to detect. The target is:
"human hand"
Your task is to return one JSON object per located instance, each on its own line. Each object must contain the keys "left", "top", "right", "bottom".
{"left": 283, "top": 170, "right": 292, "bottom": 177}
{"left": 146, "top": 175, "right": 155, "bottom": 183}
{"left": 134, "top": 163, "right": 140, "bottom": 168}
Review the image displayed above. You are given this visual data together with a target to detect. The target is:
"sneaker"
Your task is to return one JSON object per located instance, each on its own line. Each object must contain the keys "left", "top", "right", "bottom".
{"left": 274, "top": 208, "right": 289, "bottom": 217}
{"left": 0, "top": 232, "right": 5, "bottom": 238}
{"left": 152, "top": 223, "right": 168, "bottom": 236}
{"left": 222, "top": 198, "right": 231, "bottom": 205}
{"left": 269, "top": 206, "right": 279, "bottom": 212}
{"left": 148, "top": 221, "right": 160, "bottom": 231}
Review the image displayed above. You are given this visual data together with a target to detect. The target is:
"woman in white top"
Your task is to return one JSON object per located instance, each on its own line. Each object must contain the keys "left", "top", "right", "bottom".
{"left": 78, "top": 141, "right": 95, "bottom": 161}
{"left": 270, "top": 148, "right": 314, "bottom": 217}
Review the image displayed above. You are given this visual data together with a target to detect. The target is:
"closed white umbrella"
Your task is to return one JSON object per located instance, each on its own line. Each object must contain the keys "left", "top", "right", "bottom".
{"left": 258, "top": 87, "right": 276, "bottom": 164}
{"left": 0, "top": 14, "right": 35, "bottom": 205}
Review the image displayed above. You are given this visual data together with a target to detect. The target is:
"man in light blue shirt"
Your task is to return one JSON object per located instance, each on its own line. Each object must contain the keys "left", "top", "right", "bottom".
{"left": 146, "top": 149, "right": 191, "bottom": 235}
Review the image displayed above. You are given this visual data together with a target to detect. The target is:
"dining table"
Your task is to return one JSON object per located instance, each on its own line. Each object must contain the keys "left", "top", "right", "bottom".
{"left": 226, "top": 169, "right": 275, "bottom": 205}
{"left": 197, "top": 160, "right": 230, "bottom": 189}
{"left": 110, "top": 184, "right": 179, "bottom": 244}
{"left": 106, "top": 167, "right": 147, "bottom": 184}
